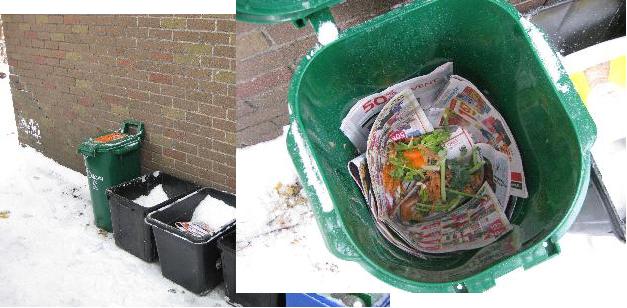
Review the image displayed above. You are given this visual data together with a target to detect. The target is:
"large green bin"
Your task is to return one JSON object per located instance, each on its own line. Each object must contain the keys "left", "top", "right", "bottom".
{"left": 78, "top": 120, "right": 145, "bottom": 232}
{"left": 239, "top": 0, "right": 597, "bottom": 292}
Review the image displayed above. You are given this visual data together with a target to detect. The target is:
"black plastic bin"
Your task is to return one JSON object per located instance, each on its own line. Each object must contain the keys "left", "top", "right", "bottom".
{"left": 106, "top": 171, "right": 200, "bottom": 262}
{"left": 218, "top": 231, "right": 284, "bottom": 307}
{"left": 146, "top": 188, "right": 235, "bottom": 294}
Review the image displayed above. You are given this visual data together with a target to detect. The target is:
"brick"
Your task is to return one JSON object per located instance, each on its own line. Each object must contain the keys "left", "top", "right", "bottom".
{"left": 187, "top": 90, "right": 211, "bottom": 103}
{"left": 213, "top": 45, "right": 235, "bottom": 58}
{"left": 35, "top": 15, "right": 49, "bottom": 24}
{"left": 160, "top": 84, "right": 185, "bottom": 98}
{"left": 173, "top": 54, "right": 199, "bottom": 65}
{"left": 213, "top": 140, "right": 235, "bottom": 156}
{"left": 213, "top": 118, "right": 235, "bottom": 131}
{"left": 110, "top": 104, "right": 130, "bottom": 117}
{"left": 64, "top": 15, "right": 81, "bottom": 25}
{"left": 172, "top": 98, "right": 199, "bottom": 112}
{"left": 65, "top": 52, "right": 81, "bottom": 61}
{"left": 163, "top": 148, "right": 186, "bottom": 161}
{"left": 216, "top": 20, "right": 235, "bottom": 33}
{"left": 237, "top": 30, "right": 271, "bottom": 60}
{"left": 5, "top": 14, "right": 235, "bottom": 193}
{"left": 187, "top": 155, "right": 213, "bottom": 170}
{"left": 149, "top": 72, "right": 172, "bottom": 85}
{"left": 213, "top": 161, "right": 235, "bottom": 176}
{"left": 48, "top": 16, "right": 64, "bottom": 24}
{"left": 266, "top": 22, "right": 314, "bottom": 45}
{"left": 199, "top": 32, "right": 230, "bottom": 45}
{"left": 237, "top": 67, "right": 292, "bottom": 99}
{"left": 173, "top": 140, "right": 198, "bottom": 155}
{"left": 126, "top": 27, "right": 149, "bottom": 39}
{"left": 160, "top": 18, "right": 186, "bottom": 29}
{"left": 150, "top": 52, "right": 173, "bottom": 62}
{"left": 138, "top": 17, "right": 160, "bottom": 28}
{"left": 25, "top": 31, "right": 38, "bottom": 39}
{"left": 237, "top": 35, "right": 316, "bottom": 82}
{"left": 148, "top": 28, "right": 172, "bottom": 40}
{"left": 187, "top": 19, "right": 216, "bottom": 31}
{"left": 71, "top": 25, "right": 88, "bottom": 33}
{"left": 187, "top": 44, "right": 213, "bottom": 55}
{"left": 162, "top": 107, "right": 186, "bottom": 120}
{"left": 50, "top": 32, "right": 65, "bottom": 41}
{"left": 75, "top": 79, "right": 92, "bottom": 89}
{"left": 237, "top": 122, "right": 282, "bottom": 147}
{"left": 199, "top": 103, "right": 226, "bottom": 118}
{"left": 238, "top": 101, "right": 288, "bottom": 131}
{"left": 173, "top": 30, "right": 200, "bottom": 42}
{"left": 214, "top": 70, "right": 235, "bottom": 84}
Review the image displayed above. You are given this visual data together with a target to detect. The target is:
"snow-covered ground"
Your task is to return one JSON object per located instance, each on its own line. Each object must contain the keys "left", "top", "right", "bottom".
{"left": 0, "top": 63, "right": 229, "bottom": 306}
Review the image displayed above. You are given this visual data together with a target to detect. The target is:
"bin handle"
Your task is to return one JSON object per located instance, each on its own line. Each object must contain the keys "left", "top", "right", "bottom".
{"left": 120, "top": 119, "right": 145, "bottom": 140}
{"left": 286, "top": 127, "right": 362, "bottom": 262}
{"left": 306, "top": 8, "right": 339, "bottom": 46}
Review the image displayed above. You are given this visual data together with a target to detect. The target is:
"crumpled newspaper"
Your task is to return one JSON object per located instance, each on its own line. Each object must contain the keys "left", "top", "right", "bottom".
{"left": 342, "top": 63, "right": 526, "bottom": 255}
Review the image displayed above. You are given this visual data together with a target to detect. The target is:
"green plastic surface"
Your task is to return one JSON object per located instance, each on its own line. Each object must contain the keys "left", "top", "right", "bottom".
{"left": 79, "top": 120, "right": 144, "bottom": 231}
{"left": 236, "top": 0, "right": 343, "bottom": 24}
{"left": 286, "top": 0, "right": 596, "bottom": 292}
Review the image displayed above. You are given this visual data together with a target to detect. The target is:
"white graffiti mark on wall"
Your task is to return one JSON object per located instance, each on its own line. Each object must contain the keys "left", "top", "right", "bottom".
{"left": 17, "top": 116, "right": 42, "bottom": 144}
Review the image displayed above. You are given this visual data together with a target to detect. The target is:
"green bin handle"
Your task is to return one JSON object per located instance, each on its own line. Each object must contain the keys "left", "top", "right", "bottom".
{"left": 120, "top": 119, "right": 145, "bottom": 139}
{"left": 109, "top": 120, "right": 144, "bottom": 156}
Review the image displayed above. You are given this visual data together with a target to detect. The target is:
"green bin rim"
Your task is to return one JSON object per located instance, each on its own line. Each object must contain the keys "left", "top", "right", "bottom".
{"left": 236, "top": 0, "right": 343, "bottom": 24}
{"left": 285, "top": 0, "right": 596, "bottom": 293}
{"left": 78, "top": 119, "right": 145, "bottom": 156}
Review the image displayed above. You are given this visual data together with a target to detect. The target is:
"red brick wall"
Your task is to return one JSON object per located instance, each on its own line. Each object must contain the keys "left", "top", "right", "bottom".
{"left": 2, "top": 14, "right": 236, "bottom": 193}
{"left": 236, "top": 0, "right": 548, "bottom": 147}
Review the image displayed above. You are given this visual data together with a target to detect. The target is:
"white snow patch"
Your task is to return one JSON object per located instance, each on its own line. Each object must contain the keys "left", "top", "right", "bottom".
{"left": 17, "top": 116, "right": 41, "bottom": 144}
{"left": 153, "top": 170, "right": 160, "bottom": 177}
{"left": 557, "top": 83, "right": 570, "bottom": 94}
{"left": 236, "top": 130, "right": 393, "bottom": 293}
{"left": 317, "top": 21, "right": 339, "bottom": 46}
{"left": 191, "top": 195, "right": 235, "bottom": 231}
{"left": 133, "top": 184, "right": 169, "bottom": 207}
{"left": 290, "top": 122, "right": 334, "bottom": 212}
{"left": 305, "top": 43, "right": 323, "bottom": 60}
{"left": 520, "top": 17, "right": 569, "bottom": 93}
{"left": 0, "top": 63, "right": 228, "bottom": 305}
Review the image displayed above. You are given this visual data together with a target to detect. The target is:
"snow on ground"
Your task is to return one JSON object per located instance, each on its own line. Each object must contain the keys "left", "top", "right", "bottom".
{"left": 0, "top": 63, "right": 228, "bottom": 306}
{"left": 236, "top": 129, "right": 392, "bottom": 293}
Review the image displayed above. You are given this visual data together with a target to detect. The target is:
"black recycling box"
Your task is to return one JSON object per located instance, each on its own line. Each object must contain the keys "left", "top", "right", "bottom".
{"left": 218, "top": 231, "right": 284, "bottom": 307}
{"left": 106, "top": 171, "right": 200, "bottom": 262}
{"left": 146, "top": 188, "right": 235, "bottom": 294}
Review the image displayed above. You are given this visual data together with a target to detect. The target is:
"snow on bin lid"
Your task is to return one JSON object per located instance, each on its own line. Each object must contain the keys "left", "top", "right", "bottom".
{"left": 237, "top": 0, "right": 343, "bottom": 24}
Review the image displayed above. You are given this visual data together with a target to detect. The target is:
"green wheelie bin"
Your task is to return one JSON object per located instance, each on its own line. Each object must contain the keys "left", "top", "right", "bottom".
{"left": 78, "top": 120, "right": 145, "bottom": 232}
{"left": 238, "top": 0, "right": 597, "bottom": 293}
